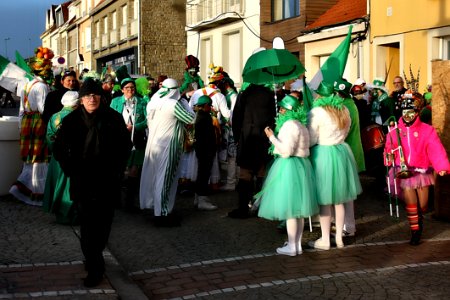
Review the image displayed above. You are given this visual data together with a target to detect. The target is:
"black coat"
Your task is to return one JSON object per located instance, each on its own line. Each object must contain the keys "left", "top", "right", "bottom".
{"left": 232, "top": 84, "right": 276, "bottom": 171}
{"left": 52, "top": 105, "right": 132, "bottom": 203}
{"left": 42, "top": 87, "right": 69, "bottom": 125}
{"left": 194, "top": 109, "right": 216, "bottom": 160}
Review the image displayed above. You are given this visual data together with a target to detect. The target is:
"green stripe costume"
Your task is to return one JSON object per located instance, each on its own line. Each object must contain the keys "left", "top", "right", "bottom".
{"left": 140, "top": 98, "right": 194, "bottom": 216}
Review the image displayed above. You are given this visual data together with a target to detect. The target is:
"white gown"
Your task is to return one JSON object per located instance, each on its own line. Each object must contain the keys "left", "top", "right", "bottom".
{"left": 140, "top": 96, "right": 194, "bottom": 216}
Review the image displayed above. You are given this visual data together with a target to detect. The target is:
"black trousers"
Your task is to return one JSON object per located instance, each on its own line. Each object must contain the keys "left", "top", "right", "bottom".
{"left": 195, "top": 154, "right": 214, "bottom": 196}
{"left": 77, "top": 196, "right": 115, "bottom": 276}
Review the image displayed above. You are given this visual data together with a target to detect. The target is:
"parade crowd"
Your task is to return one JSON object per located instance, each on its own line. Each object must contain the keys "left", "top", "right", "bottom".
{"left": 4, "top": 48, "right": 450, "bottom": 288}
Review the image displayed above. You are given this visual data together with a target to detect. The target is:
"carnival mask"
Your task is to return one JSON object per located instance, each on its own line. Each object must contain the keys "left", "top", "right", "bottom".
{"left": 402, "top": 109, "right": 418, "bottom": 125}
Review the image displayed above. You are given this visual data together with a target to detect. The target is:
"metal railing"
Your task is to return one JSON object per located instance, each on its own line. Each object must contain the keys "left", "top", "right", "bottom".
{"left": 186, "top": 0, "right": 244, "bottom": 26}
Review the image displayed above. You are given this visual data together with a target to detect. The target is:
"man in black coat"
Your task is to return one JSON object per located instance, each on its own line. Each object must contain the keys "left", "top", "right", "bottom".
{"left": 53, "top": 78, "right": 132, "bottom": 287}
{"left": 229, "top": 84, "right": 276, "bottom": 218}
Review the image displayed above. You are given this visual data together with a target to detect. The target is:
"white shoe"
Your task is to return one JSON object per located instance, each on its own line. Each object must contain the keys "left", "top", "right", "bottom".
{"left": 220, "top": 183, "right": 235, "bottom": 191}
{"left": 343, "top": 230, "right": 355, "bottom": 237}
{"left": 308, "top": 238, "right": 330, "bottom": 251}
{"left": 297, "top": 243, "right": 303, "bottom": 255}
{"left": 197, "top": 196, "right": 218, "bottom": 211}
{"left": 276, "top": 242, "right": 297, "bottom": 257}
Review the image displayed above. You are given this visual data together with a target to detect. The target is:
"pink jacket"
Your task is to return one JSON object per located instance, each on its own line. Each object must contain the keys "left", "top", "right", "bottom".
{"left": 384, "top": 117, "right": 450, "bottom": 173}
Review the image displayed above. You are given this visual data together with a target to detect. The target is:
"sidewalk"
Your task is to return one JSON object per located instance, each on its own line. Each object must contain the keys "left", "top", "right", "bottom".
{"left": 1, "top": 175, "right": 450, "bottom": 299}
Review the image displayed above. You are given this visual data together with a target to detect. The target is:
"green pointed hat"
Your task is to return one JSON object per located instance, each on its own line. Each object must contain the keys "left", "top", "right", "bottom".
{"left": 315, "top": 81, "right": 334, "bottom": 97}
{"left": 278, "top": 94, "right": 300, "bottom": 111}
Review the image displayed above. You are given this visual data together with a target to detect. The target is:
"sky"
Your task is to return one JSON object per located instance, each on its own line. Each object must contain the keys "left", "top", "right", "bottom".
{"left": 0, "top": 0, "right": 66, "bottom": 61}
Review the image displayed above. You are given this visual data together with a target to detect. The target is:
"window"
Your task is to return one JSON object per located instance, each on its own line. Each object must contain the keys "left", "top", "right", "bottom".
{"left": 224, "top": 31, "right": 241, "bottom": 85}
{"left": 112, "top": 11, "right": 117, "bottom": 30}
{"left": 96, "top": 21, "right": 100, "bottom": 38}
{"left": 122, "top": 5, "right": 128, "bottom": 25}
{"left": 272, "top": 0, "right": 300, "bottom": 21}
{"left": 103, "top": 16, "right": 108, "bottom": 34}
{"left": 133, "top": 0, "right": 138, "bottom": 19}
{"left": 85, "top": 27, "right": 91, "bottom": 51}
{"left": 443, "top": 36, "right": 450, "bottom": 60}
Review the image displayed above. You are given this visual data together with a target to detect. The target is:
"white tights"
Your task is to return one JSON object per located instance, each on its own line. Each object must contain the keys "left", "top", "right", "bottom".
{"left": 319, "top": 204, "right": 344, "bottom": 246}
{"left": 286, "top": 218, "right": 305, "bottom": 251}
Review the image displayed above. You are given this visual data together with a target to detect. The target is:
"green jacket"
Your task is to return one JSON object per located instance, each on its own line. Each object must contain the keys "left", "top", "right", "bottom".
{"left": 110, "top": 95, "right": 147, "bottom": 131}
{"left": 343, "top": 97, "right": 366, "bottom": 172}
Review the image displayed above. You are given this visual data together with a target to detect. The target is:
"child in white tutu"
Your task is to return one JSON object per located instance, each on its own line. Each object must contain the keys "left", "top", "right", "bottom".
{"left": 257, "top": 95, "right": 319, "bottom": 256}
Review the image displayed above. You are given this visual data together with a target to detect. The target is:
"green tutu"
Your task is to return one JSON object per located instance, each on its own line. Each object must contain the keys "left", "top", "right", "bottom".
{"left": 257, "top": 157, "right": 319, "bottom": 221}
{"left": 310, "top": 143, "right": 362, "bottom": 205}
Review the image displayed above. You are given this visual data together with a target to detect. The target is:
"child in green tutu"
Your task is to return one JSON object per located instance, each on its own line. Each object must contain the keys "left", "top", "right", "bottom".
{"left": 257, "top": 95, "right": 319, "bottom": 256}
{"left": 307, "top": 90, "right": 362, "bottom": 250}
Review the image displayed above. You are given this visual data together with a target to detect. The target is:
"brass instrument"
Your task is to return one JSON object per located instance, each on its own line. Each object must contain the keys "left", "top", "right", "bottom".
{"left": 385, "top": 116, "right": 413, "bottom": 179}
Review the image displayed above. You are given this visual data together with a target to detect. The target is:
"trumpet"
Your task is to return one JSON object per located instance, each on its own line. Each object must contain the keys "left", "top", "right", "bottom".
{"left": 385, "top": 116, "right": 413, "bottom": 179}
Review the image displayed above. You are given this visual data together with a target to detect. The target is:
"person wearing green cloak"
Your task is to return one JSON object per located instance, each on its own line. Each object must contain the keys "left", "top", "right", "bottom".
{"left": 43, "top": 91, "right": 80, "bottom": 224}
{"left": 334, "top": 78, "right": 366, "bottom": 237}
{"left": 110, "top": 78, "right": 147, "bottom": 211}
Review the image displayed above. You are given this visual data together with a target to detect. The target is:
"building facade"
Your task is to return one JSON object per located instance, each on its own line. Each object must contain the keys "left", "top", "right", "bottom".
{"left": 297, "top": 0, "right": 369, "bottom": 85}
{"left": 185, "top": 0, "right": 260, "bottom": 87}
{"left": 370, "top": 0, "right": 450, "bottom": 92}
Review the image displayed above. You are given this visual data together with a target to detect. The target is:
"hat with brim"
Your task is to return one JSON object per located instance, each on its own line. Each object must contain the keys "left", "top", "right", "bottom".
{"left": 121, "top": 77, "right": 135, "bottom": 89}
{"left": 315, "top": 81, "right": 334, "bottom": 97}
{"left": 194, "top": 95, "right": 212, "bottom": 106}
{"left": 278, "top": 94, "right": 300, "bottom": 111}
{"left": 369, "top": 78, "right": 388, "bottom": 93}
{"left": 79, "top": 78, "right": 103, "bottom": 98}
{"left": 333, "top": 78, "right": 352, "bottom": 97}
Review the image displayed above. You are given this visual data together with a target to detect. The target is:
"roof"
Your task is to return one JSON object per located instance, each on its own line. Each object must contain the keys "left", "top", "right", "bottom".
{"left": 306, "top": 0, "right": 367, "bottom": 31}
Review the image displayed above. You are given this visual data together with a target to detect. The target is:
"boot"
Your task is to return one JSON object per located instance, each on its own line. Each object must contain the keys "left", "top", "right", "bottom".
{"left": 196, "top": 194, "right": 217, "bottom": 210}
{"left": 409, "top": 230, "right": 421, "bottom": 246}
{"left": 220, "top": 157, "right": 237, "bottom": 191}
{"left": 228, "top": 180, "right": 253, "bottom": 218}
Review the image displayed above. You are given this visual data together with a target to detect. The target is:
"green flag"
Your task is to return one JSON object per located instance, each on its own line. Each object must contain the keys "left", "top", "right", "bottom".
{"left": 15, "top": 51, "right": 34, "bottom": 80}
{"left": 309, "top": 25, "right": 353, "bottom": 90}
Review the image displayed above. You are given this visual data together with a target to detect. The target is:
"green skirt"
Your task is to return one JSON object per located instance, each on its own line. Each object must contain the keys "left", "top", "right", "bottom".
{"left": 257, "top": 156, "right": 319, "bottom": 221}
{"left": 310, "top": 143, "right": 362, "bottom": 205}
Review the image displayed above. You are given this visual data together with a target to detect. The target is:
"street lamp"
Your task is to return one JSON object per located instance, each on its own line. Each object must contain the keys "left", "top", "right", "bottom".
{"left": 28, "top": 38, "right": 32, "bottom": 57}
{"left": 4, "top": 37, "right": 10, "bottom": 60}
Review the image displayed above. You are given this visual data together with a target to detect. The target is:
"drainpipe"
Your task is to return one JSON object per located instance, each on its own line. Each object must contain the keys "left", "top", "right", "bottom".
{"left": 358, "top": 38, "right": 363, "bottom": 78}
{"left": 137, "top": 0, "right": 141, "bottom": 75}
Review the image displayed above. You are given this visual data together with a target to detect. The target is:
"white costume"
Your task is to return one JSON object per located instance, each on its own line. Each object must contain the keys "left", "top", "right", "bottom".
{"left": 140, "top": 79, "right": 194, "bottom": 216}
{"left": 9, "top": 77, "right": 50, "bottom": 206}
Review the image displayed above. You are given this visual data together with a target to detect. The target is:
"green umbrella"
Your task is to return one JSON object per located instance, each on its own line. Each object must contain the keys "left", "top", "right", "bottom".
{"left": 242, "top": 49, "right": 305, "bottom": 85}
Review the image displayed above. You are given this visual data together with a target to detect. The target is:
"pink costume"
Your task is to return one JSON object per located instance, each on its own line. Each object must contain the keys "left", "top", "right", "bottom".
{"left": 384, "top": 117, "right": 450, "bottom": 188}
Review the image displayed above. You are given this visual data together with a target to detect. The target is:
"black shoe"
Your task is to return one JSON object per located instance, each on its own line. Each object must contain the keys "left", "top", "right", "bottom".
{"left": 409, "top": 230, "right": 422, "bottom": 246}
{"left": 228, "top": 208, "right": 249, "bottom": 219}
{"left": 154, "top": 215, "right": 181, "bottom": 227}
{"left": 83, "top": 273, "right": 104, "bottom": 287}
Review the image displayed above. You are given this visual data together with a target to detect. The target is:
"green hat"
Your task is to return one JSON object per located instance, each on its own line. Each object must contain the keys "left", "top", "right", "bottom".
{"left": 333, "top": 78, "right": 352, "bottom": 97}
{"left": 278, "top": 94, "right": 300, "bottom": 111}
{"left": 315, "top": 81, "right": 334, "bottom": 97}
{"left": 195, "top": 95, "right": 212, "bottom": 106}
{"left": 120, "top": 77, "right": 135, "bottom": 89}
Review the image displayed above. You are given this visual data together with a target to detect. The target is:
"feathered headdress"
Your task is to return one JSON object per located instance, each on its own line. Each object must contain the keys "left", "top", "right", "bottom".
{"left": 403, "top": 65, "right": 420, "bottom": 93}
